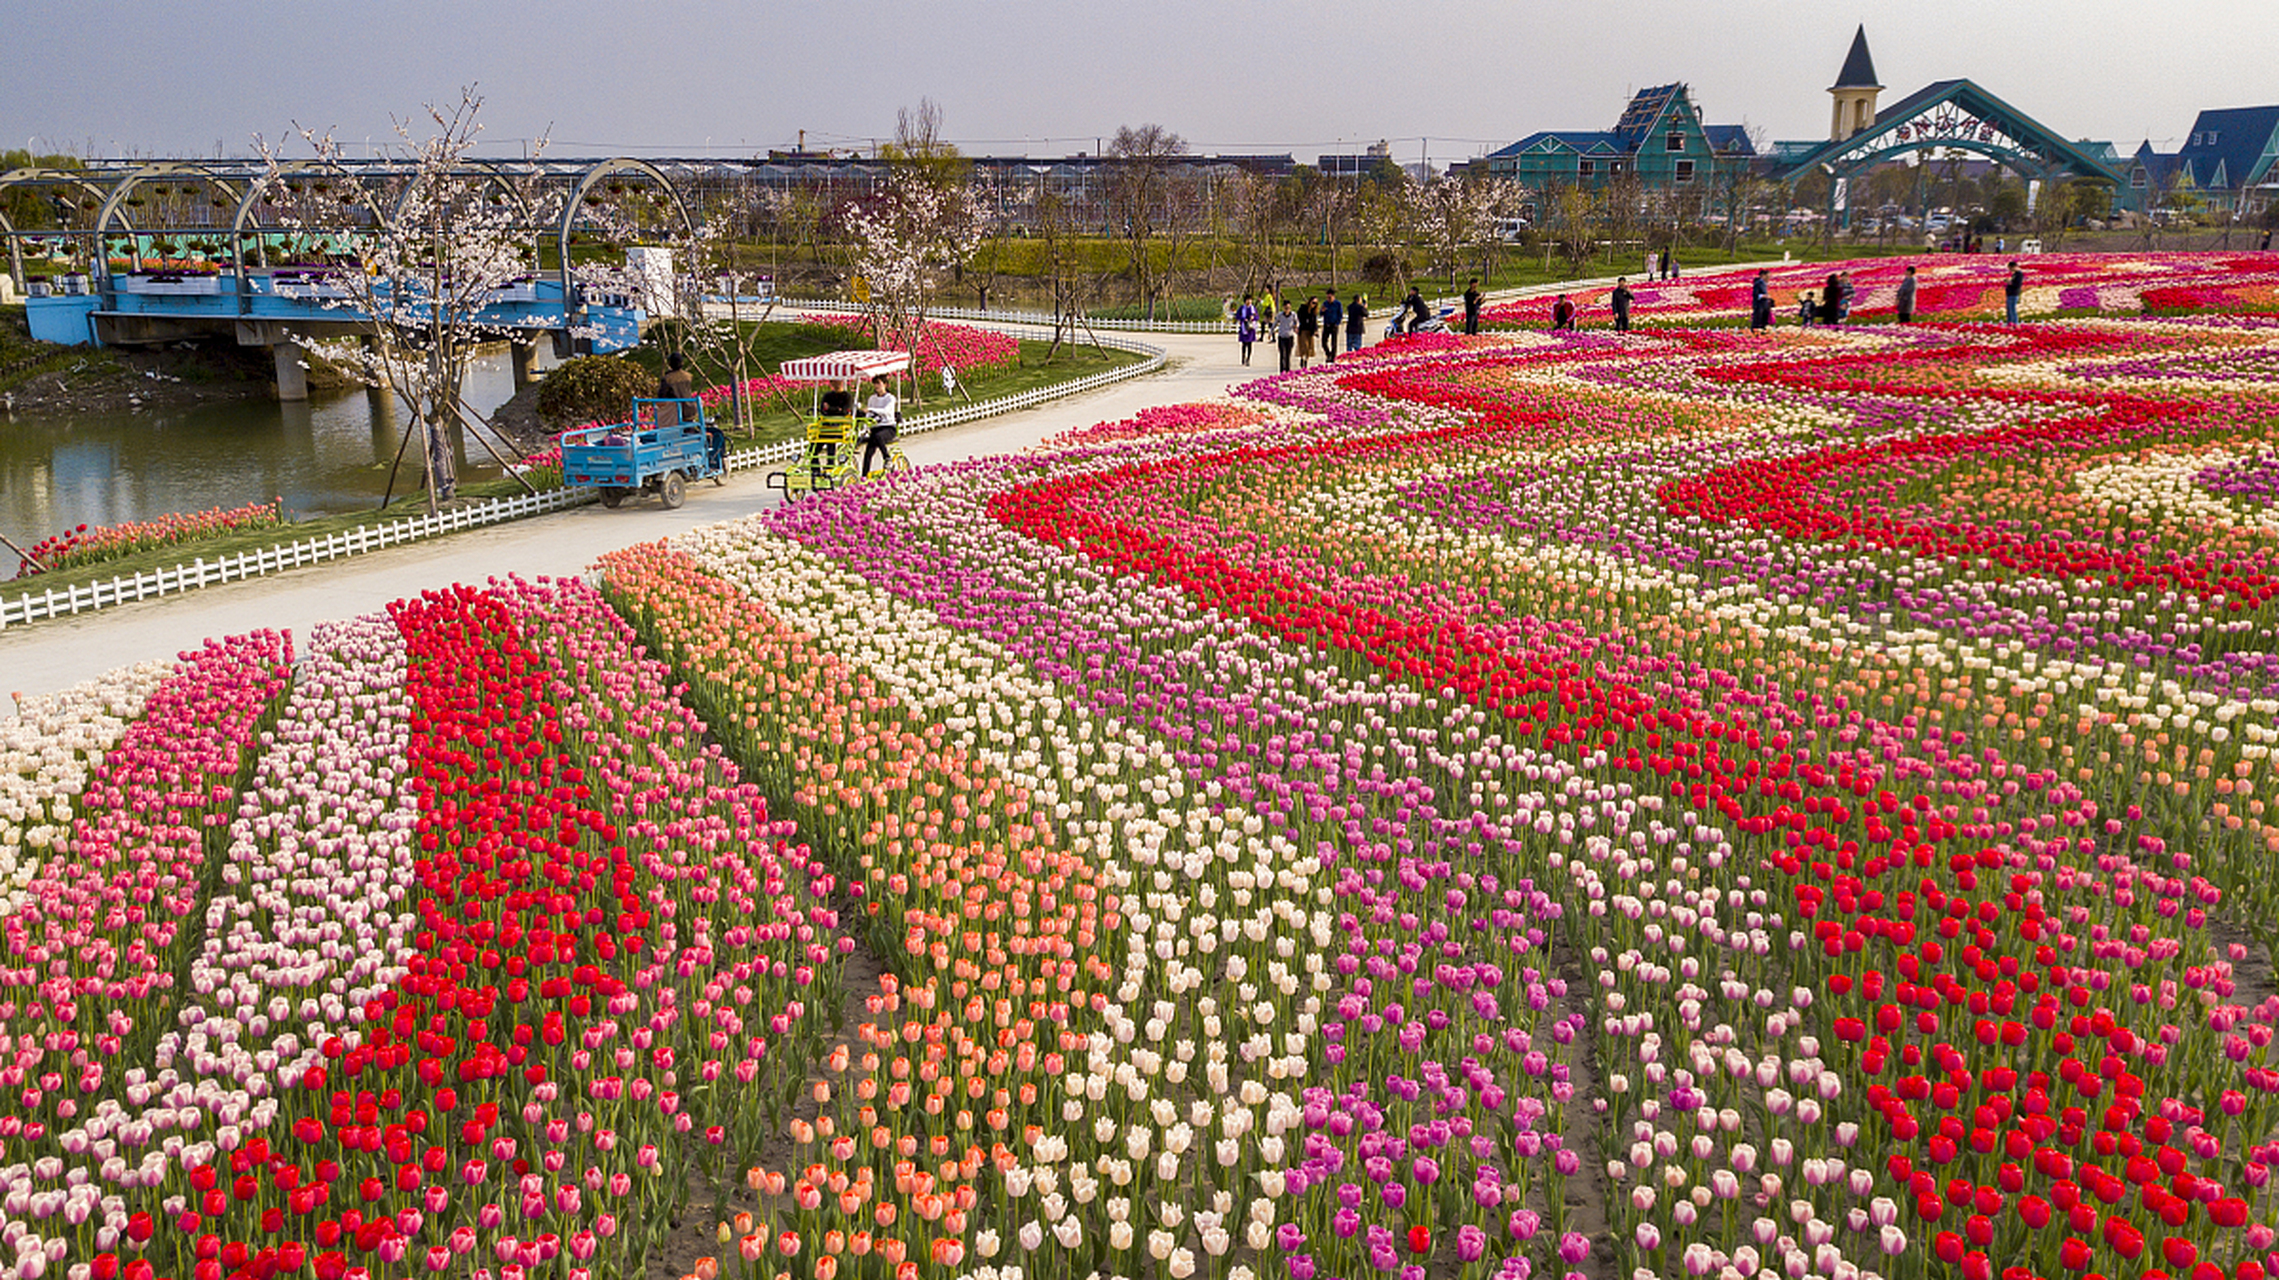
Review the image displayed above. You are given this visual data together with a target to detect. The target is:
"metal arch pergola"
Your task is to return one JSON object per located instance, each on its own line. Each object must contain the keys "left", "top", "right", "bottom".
{"left": 1773, "top": 79, "right": 2129, "bottom": 229}
{"left": 0, "top": 156, "right": 706, "bottom": 295}
{"left": 0, "top": 166, "right": 128, "bottom": 291}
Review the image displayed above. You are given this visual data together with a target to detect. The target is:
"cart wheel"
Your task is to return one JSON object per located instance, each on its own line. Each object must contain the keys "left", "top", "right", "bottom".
{"left": 660, "top": 470, "right": 687, "bottom": 509}
{"left": 599, "top": 487, "right": 625, "bottom": 509}
{"left": 888, "top": 450, "right": 914, "bottom": 474}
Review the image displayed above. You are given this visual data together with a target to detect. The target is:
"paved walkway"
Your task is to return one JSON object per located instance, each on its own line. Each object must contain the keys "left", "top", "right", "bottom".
{"left": 2, "top": 332, "right": 1238, "bottom": 710}
{"left": 2, "top": 262, "right": 1783, "bottom": 714}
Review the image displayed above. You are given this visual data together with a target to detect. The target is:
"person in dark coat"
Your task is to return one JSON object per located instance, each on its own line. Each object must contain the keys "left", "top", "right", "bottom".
{"left": 1895, "top": 265, "right": 1918, "bottom": 324}
{"left": 1749, "top": 270, "right": 1772, "bottom": 330}
{"left": 1610, "top": 277, "right": 1633, "bottom": 332}
{"left": 2004, "top": 260, "right": 2025, "bottom": 323}
{"left": 1234, "top": 292, "right": 1259, "bottom": 365}
{"left": 1322, "top": 290, "right": 1344, "bottom": 362}
{"left": 1346, "top": 294, "right": 1368, "bottom": 352}
{"left": 1403, "top": 287, "right": 1430, "bottom": 334}
{"left": 1462, "top": 278, "right": 1483, "bottom": 335}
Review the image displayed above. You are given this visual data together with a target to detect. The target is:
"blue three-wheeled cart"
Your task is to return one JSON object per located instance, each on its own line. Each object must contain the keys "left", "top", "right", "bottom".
{"left": 559, "top": 397, "right": 727, "bottom": 509}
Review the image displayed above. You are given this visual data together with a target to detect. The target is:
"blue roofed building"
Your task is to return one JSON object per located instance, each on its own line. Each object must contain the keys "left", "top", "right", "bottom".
{"left": 1473, "top": 83, "right": 1755, "bottom": 197}
{"left": 2128, "top": 106, "right": 2279, "bottom": 215}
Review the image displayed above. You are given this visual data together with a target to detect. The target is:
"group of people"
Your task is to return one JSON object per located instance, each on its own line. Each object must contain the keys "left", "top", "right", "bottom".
{"left": 1236, "top": 289, "right": 1371, "bottom": 371}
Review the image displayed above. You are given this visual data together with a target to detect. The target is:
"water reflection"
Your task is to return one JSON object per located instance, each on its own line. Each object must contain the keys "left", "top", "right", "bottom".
{"left": 0, "top": 348, "right": 537, "bottom": 576}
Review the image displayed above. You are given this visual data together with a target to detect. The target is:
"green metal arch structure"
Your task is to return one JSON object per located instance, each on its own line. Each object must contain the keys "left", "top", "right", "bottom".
{"left": 1775, "top": 79, "right": 2127, "bottom": 226}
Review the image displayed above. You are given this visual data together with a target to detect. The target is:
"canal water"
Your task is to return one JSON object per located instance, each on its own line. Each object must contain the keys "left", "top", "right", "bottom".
{"left": 0, "top": 349, "right": 535, "bottom": 578}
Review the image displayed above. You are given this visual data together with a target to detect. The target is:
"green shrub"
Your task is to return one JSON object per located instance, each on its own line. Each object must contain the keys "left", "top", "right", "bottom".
{"left": 1361, "top": 253, "right": 1410, "bottom": 285}
{"left": 535, "top": 355, "right": 652, "bottom": 428}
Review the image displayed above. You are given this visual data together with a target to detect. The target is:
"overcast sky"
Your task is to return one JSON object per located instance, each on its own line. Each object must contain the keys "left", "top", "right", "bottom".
{"left": 4, "top": 0, "right": 2272, "bottom": 165}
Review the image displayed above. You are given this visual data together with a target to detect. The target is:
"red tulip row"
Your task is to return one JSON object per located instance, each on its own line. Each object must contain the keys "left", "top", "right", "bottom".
{"left": 988, "top": 372, "right": 2278, "bottom": 1279}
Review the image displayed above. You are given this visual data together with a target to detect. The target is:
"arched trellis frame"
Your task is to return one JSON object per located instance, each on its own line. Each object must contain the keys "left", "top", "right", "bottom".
{"left": 2, "top": 155, "right": 711, "bottom": 311}
{"left": 90, "top": 162, "right": 251, "bottom": 281}
{"left": 554, "top": 157, "right": 700, "bottom": 331}
{"left": 0, "top": 167, "right": 129, "bottom": 291}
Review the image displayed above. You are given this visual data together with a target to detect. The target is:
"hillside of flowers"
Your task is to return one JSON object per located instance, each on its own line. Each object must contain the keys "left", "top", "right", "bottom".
{"left": 3, "top": 253, "right": 2278, "bottom": 1280}
{"left": 1480, "top": 251, "right": 2279, "bottom": 327}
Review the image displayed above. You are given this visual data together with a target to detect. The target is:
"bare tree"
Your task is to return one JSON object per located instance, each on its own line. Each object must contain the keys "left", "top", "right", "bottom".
{"left": 1104, "top": 123, "right": 1188, "bottom": 319}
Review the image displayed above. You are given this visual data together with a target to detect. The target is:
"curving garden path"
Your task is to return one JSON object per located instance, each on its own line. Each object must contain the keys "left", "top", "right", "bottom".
{"left": 1, "top": 264, "right": 1780, "bottom": 713}
{"left": 0, "top": 330, "right": 1238, "bottom": 710}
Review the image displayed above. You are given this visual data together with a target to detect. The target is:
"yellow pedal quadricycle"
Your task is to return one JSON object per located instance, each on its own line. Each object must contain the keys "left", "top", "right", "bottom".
{"left": 766, "top": 349, "right": 914, "bottom": 498}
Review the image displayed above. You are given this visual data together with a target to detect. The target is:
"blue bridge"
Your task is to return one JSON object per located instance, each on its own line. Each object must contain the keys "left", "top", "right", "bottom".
{"left": 25, "top": 273, "right": 644, "bottom": 399}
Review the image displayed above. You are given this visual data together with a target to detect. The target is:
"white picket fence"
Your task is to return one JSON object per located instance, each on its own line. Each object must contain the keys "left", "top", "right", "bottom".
{"left": 0, "top": 333, "right": 1166, "bottom": 632}
{"left": 771, "top": 297, "right": 1232, "bottom": 334}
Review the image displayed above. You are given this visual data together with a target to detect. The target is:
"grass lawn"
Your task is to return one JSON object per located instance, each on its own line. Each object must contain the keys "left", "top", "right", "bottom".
{"left": 620, "top": 319, "right": 1145, "bottom": 451}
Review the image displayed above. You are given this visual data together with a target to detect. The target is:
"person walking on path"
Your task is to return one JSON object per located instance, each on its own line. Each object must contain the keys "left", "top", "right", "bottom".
{"left": 1749, "top": 270, "right": 1772, "bottom": 330}
{"left": 1462, "top": 278, "right": 1483, "bottom": 335}
{"left": 1234, "top": 293, "right": 1260, "bottom": 366}
{"left": 1275, "top": 304, "right": 1297, "bottom": 372}
{"left": 1260, "top": 289, "right": 1277, "bottom": 346}
{"left": 1895, "top": 265, "right": 1918, "bottom": 324}
{"left": 1322, "top": 290, "right": 1344, "bottom": 362}
{"left": 1296, "top": 296, "right": 1319, "bottom": 368}
{"left": 1551, "top": 294, "right": 1576, "bottom": 331}
{"left": 1611, "top": 277, "right": 1633, "bottom": 332}
{"left": 1345, "top": 294, "right": 1368, "bottom": 353}
{"left": 2005, "top": 260, "right": 2025, "bottom": 324}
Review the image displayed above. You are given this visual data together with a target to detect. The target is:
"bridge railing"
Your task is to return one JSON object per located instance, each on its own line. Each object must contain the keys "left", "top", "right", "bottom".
{"left": 0, "top": 331, "right": 1164, "bottom": 632}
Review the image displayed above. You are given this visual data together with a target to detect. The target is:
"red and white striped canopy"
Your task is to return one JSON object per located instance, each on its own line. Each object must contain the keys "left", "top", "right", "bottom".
{"left": 777, "top": 350, "right": 912, "bottom": 383}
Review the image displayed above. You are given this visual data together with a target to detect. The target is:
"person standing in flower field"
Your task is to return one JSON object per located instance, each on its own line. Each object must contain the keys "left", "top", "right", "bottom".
{"left": 1462, "top": 278, "right": 1483, "bottom": 335}
{"left": 1610, "top": 277, "right": 1633, "bottom": 332}
{"left": 1749, "top": 270, "right": 1772, "bottom": 330}
{"left": 1274, "top": 302, "right": 1297, "bottom": 371}
{"left": 1896, "top": 264, "right": 1918, "bottom": 324}
{"left": 1799, "top": 291, "right": 1816, "bottom": 326}
{"left": 1234, "top": 293, "right": 1259, "bottom": 366}
{"left": 2005, "top": 260, "right": 2025, "bottom": 323}
{"left": 1345, "top": 293, "right": 1368, "bottom": 352}
{"left": 1322, "top": 290, "right": 1343, "bottom": 362}
{"left": 1551, "top": 294, "right": 1576, "bottom": 331}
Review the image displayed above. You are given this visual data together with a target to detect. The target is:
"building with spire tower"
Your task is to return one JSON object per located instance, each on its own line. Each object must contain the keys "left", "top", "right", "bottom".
{"left": 1829, "top": 25, "right": 1883, "bottom": 140}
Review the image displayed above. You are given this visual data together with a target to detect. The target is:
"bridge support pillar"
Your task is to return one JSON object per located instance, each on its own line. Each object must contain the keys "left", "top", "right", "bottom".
{"left": 511, "top": 338, "right": 540, "bottom": 392}
{"left": 272, "top": 341, "right": 309, "bottom": 402}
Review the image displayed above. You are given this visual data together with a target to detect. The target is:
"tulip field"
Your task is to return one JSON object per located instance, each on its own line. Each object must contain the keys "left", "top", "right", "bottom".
{"left": 4, "top": 253, "right": 2279, "bottom": 1280}
{"left": 1480, "top": 252, "right": 2279, "bottom": 327}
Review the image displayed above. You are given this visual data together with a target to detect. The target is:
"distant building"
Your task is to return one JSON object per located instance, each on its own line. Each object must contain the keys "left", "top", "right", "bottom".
{"left": 2127, "top": 106, "right": 2279, "bottom": 215}
{"left": 1474, "top": 83, "right": 1756, "bottom": 193}
{"left": 1828, "top": 25, "right": 1883, "bottom": 141}
{"left": 1317, "top": 140, "right": 1395, "bottom": 180}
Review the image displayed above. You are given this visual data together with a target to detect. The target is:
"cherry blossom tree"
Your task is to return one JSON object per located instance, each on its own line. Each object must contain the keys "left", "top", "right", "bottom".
{"left": 847, "top": 170, "right": 987, "bottom": 406}
{"left": 256, "top": 89, "right": 540, "bottom": 512}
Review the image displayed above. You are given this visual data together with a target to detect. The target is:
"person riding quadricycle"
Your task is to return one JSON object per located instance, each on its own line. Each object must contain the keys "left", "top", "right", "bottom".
{"left": 767, "top": 349, "right": 914, "bottom": 498}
